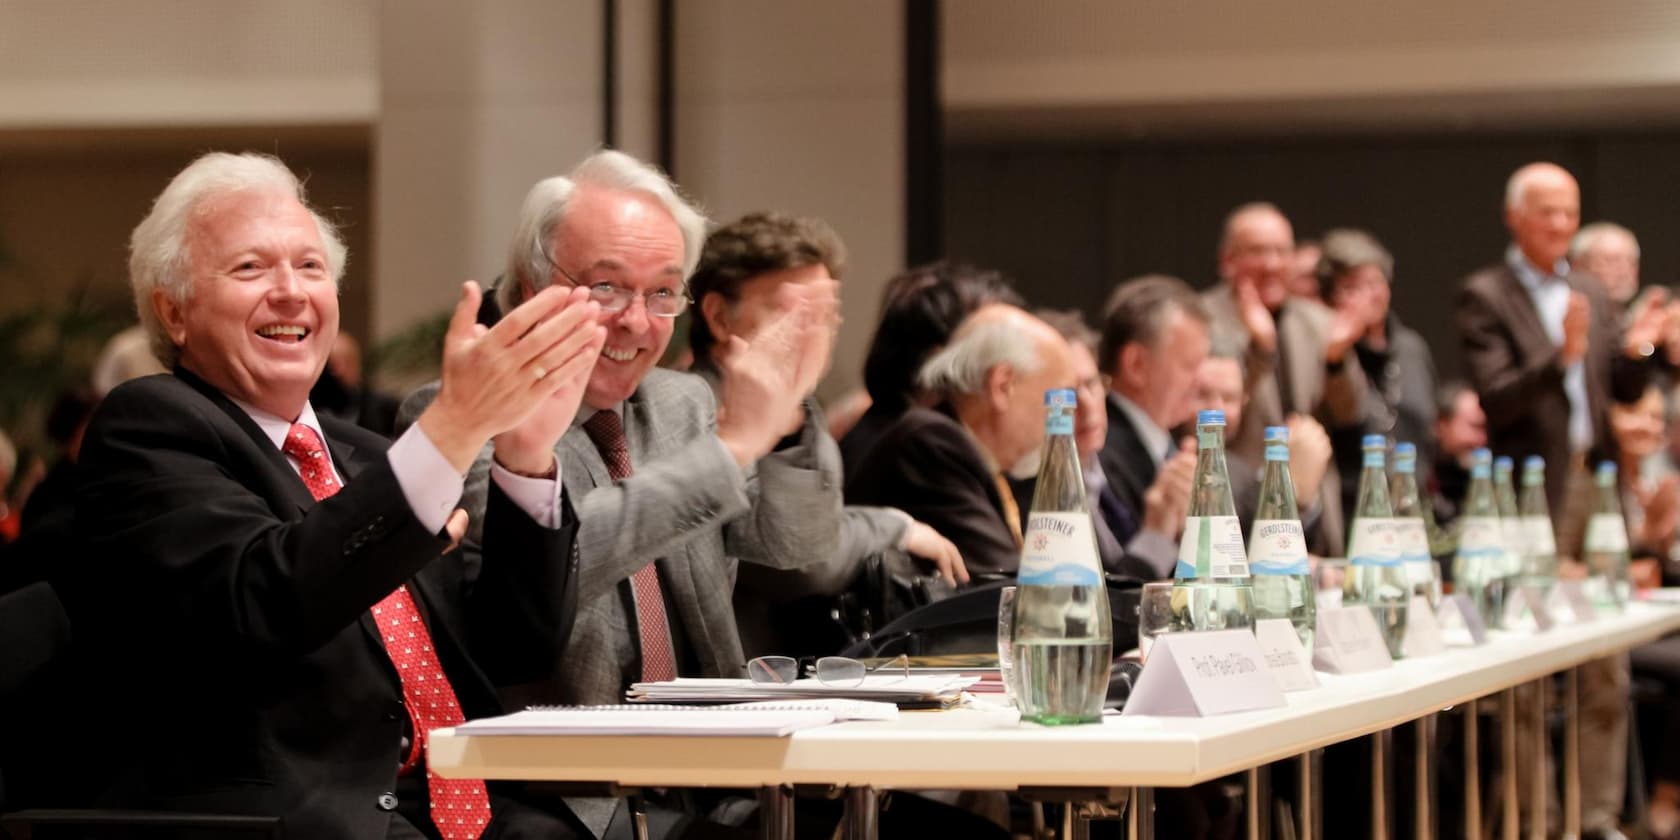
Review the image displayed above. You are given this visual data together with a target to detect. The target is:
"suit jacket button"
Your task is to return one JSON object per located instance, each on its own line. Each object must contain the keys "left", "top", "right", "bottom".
{"left": 378, "top": 792, "right": 399, "bottom": 811}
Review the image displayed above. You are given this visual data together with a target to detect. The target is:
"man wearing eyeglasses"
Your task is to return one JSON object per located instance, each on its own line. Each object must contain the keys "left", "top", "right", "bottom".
{"left": 403, "top": 150, "right": 842, "bottom": 839}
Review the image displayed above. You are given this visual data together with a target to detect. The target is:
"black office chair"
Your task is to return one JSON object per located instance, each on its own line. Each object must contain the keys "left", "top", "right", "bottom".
{"left": 839, "top": 575, "right": 1143, "bottom": 660}
{"left": 0, "top": 582, "right": 281, "bottom": 839}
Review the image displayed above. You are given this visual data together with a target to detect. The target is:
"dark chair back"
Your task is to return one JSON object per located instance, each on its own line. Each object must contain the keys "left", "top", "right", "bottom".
{"left": 839, "top": 576, "right": 1142, "bottom": 660}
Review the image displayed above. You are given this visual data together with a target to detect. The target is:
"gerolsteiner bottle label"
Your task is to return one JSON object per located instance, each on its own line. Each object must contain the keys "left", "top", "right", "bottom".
{"left": 1019, "top": 512, "right": 1103, "bottom": 586}
{"left": 1249, "top": 519, "right": 1309, "bottom": 575}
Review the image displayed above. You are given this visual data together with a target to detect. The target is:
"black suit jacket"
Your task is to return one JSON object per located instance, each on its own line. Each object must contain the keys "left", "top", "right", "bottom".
{"left": 63, "top": 370, "right": 580, "bottom": 839}
{"left": 845, "top": 407, "right": 1020, "bottom": 577}
{"left": 1457, "top": 264, "right": 1653, "bottom": 510}
{"left": 1099, "top": 393, "right": 1159, "bottom": 527}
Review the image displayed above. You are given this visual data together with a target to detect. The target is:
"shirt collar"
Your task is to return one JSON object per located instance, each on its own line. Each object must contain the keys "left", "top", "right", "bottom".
{"left": 228, "top": 397, "right": 329, "bottom": 454}
{"left": 1507, "top": 244, "right": 1570, "bottom": 290}
{"left": 1112, "top": 391, "right": 1172, "bottom": 467}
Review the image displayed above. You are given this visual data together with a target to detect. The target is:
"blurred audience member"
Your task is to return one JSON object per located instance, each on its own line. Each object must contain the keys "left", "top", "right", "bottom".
{"left": 1096, "top": 275, "right": 1204, "bottom": 578}
{"left": 1458, "top": 162, "right": 1672, "bottom": 511}
{"left": 1193, "top": 339, "right": 1333, "bottom": 542}
{"left": 1429, "top": 380, "right": 1487, "bottom": 528}
{"left": 90, "top": 324, "right": 166, "bottom": 396}
{"left": 1571, "top": 221, "right": 1641, "bottom": 307}
{"left": 687, "top": 211, "right": 966, "bottom": 658}
{"left": 1288, "top": 238, "right": 1323, "bottom": 303}
{"left": 1317, "top": 228, "right": 1439, "bottom": 519}
{"left": 18, "top": 387, "right": 97, "bottom": 529}
{"left": 839, "top": 261, "right": 1021, "bottom": 479}
{"left": 1202, "top": 202, "right": 1364, "bottom": 554}
{"left": 848, "top": 305, "right": 1074, "bottom": 577}
{"left": 311, "top": 331, "right": 402, "bottom": 436}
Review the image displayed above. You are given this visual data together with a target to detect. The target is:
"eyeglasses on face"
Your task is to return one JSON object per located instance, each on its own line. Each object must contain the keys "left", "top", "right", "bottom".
{"left": 540, "top": 248, "right": 689, "bottom": 318}
{"left": 746, "top": 654, "right": 910, "bottom": 688}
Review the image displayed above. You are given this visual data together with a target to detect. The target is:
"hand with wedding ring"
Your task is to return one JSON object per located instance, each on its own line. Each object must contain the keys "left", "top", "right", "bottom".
{"left": 418, "top": 282, "right": 605, "bottom": 473}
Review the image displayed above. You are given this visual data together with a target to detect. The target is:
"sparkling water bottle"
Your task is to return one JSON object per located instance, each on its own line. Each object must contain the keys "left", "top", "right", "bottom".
{"left": 1343, "top": 434, "right": 1409, "bottom": 657}
{"left": 1172, "top": 409, "right": 1255, "bottom": 631}
{"left": 1518, "top": 456, "right": 1559, "bottom": 592}
{"left": 1389, "top": 442, "right": 1442, "bottom": 607}
{"left": 1247, "top": 426, "right": 1316, "bottom": 650}
{"left": 1582, "top": 461, "right": 1631, "bottom": 610}
{"left": 1011, "top": 389, "right": 1113, "bottom": 725}
{"left": 1494, "top": 456, "right": 1528, "bottom": 584}
{"left": 1453, "top": 448, "right": 1509, "bottom": 626}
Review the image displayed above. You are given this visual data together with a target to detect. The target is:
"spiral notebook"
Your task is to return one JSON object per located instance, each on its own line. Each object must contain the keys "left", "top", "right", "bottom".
{"left": 452, "top": 699, "right": 898, "bottom": 737}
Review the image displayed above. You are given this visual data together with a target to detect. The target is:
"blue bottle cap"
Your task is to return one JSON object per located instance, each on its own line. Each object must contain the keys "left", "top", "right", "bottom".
{"left": 1393, "top": 441, "right": 1416, "bottom": 458}
{"left": 1197, "top": 409, "right": 1225, "bottom": 426}
{"left": 1472, "top": 447, "right": 1492, "bottom": 463}
{"left": 1596, "top": 461, "right": 1618, "bottom": 479}
{"left": 1361, "top": 434, "right": 1386, "bottom": 449}
{"left": 1523, "top": 455, "right": 1545, "bottom": 471}
{"left": 1494, "top": 456, "right": 1513, "bottom": 472}
{"left": 1044, "top": 388, "right": 1077, "bottom": 407}
{"left": 1264, "top": 425, "right": 1288, "bottom": 443}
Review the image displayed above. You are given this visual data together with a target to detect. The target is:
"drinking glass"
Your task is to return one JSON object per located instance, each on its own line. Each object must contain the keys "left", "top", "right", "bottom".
{"left": 1136, "top": 582, "right": 1177, "bottom": 663}
{"left": 997, "top": 586, "right": 1018, "bottom": 705}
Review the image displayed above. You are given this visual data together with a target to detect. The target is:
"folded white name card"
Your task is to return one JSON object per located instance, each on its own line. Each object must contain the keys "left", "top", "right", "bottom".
{"left": 1545, "top": 580, "right": 1597, "bottom": 625}
{"left": 1122, "top": 629, "right": 1287, "bottom": 717}
{"left": 1400, "top": 595, "right": 1447, "bottom": 658}
{"left": 1502, "top": 584, "right": 1556, "bottom": 632}
{"left": 1436, "top": 593, "right": 1489, "bottom": 646}
{"left": 1312, "top": 605, "right": 1394, "bottom": 674}
{"left": 1254, "top": 619, "right": 1319, "bottom": 692}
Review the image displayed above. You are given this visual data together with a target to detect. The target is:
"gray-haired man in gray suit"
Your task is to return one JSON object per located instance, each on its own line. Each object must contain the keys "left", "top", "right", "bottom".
{"left": 404, "top": 150, "right": 843, "bottom": 839}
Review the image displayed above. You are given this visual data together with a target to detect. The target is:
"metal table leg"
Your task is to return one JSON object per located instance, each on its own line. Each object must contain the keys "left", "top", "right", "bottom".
{"left": 1465, "top": 699, "right": 1482, "bottom": 840}
{"left": 1415, "top": 714, "right": 1433, "bottom": 840}
{"left": 757, "top": 785, "right": 793, "bottom": 840}
{"left": 629, "top": 794, "right": 651, "bottom": 840}
{"left": 1128, "top": 786, "right": 1154, "bottom": 840}
{"left": 1530, "top": 679, "right": 1549, "bottom": 840}
{"left": 1502, "top": 688, "right": 1519, "bottom": 840}
{"left": 1372, "top": 728, "right": 1391, "bottom": 840}
{"left": 1247, "top": 766, "right": 1269, "bottom": 840}
{"left": 1297, "top": 751, "right": 1319, "bottom": 840}
{"left": 844, "top": 786, "right": 878, "bottom": 840}
{"left": 1565, "top": 667, "right": 1581, "bottom": 839}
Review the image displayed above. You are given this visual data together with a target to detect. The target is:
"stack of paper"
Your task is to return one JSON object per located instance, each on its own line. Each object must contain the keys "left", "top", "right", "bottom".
{"left": 628, "top": 676, "right": 976, "bottom": 708}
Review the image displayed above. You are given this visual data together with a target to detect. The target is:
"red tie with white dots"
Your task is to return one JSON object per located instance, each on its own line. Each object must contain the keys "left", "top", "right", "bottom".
{"left": 281, "top": 423, "right": 490, "bottom": 840}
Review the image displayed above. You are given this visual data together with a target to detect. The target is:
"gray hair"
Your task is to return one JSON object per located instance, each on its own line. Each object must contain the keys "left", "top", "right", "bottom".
{"left": 1098, "top": 274, "right": 1207, "bottom": 376}
{"left": 1571, "top": 221, "right": 1640, "bottom": 263}
{"left": 1315, "top": 227, "right": 1394, "bottom": 297}
{"left": 128, "top": 152, "right": 347, "bottom": 369}
{"left": 499, "top": 149, "right": 708, "bottom": 314}
{"left": 1504, "top": 162, "right": 1575, "bottom": 211}
{"left": 917, "top": 309, "right": 1043, "bottom": 397}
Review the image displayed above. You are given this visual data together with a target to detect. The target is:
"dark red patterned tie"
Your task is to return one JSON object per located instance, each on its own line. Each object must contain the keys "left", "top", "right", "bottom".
{"left": 581, "top": 411, "right": 677, "bottom": 682}
{"left": 281, "top": 423, "right": 490, "bottom": 840}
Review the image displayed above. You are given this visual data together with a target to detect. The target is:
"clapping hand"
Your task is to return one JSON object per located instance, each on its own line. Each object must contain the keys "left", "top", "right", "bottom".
{"left": 1234, "top": 279, "right": 1278, "bottom": 354}
{"left": 715, "top": 281, "right": 830, "bottom": 466}
{"left": 420, "top": 282, "right": 604, "bottom": 473}
{"left": 1560, "top": 291, "right": 1590, "bottom": 365}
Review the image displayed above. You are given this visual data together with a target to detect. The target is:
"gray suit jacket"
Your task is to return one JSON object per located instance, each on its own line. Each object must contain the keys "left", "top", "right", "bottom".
{"left": 404, "top": 369, "right": 842, "bottom": 838}
{"left": 689, "top": 362, "right": 911, "bottom": 658}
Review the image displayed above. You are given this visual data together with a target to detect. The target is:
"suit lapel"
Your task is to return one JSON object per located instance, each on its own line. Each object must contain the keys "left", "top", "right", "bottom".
{"left": 173, "top": 367, "right": 317, "bottom": 514}
{"left": 1496, "top": 267, "right": 1555, "bottom": 363}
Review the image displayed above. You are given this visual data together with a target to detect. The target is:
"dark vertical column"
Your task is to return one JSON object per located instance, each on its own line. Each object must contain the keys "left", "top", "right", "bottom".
{"left": 601, "top": 0, "right": 618, "bottom": 148}
{"left": 904, "top": 0, "right": 941, "bottom": 266}
{"left": 656, "top": 0, "right": 676, "bottom": 176}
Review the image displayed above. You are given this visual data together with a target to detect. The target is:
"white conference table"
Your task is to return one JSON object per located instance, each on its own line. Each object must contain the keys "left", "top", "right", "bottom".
{"left": 431, "top": 601, "right": 1680, "bottom": 839}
